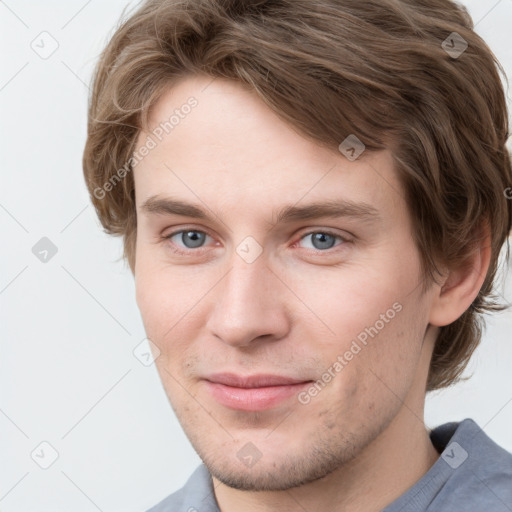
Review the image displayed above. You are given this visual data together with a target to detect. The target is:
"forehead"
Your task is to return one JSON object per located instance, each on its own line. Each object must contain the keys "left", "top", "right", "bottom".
{"left": 143, "top": 74, "right": 336, "bottom": 171}
{"left": 134, "top": 75, "right": 406, "bottom": 226}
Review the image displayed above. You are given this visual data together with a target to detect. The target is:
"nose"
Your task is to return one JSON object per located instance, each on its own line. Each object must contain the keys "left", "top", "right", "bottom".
{"left": 205, "top": 253, "right": 290, "bottom": 348}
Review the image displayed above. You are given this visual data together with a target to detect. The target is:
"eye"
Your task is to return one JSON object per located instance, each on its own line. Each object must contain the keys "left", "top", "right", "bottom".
{"left": 297, "top": 231, "right": 346, "bottom": 251}
{"left": 161, "top": 228, "right": 349, "bottom": 256}
{"left": 164, "top": 229, "right": 213, "bottom": 251}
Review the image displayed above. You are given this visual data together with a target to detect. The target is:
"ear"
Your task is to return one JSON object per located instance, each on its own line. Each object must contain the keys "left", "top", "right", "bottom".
{"left": 428, "top": 221, "right": 491, "bottom": 327}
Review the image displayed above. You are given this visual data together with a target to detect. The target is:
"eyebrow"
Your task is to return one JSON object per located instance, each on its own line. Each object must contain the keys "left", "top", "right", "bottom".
{"left": 139, "top": 195, "right": 382, "bottom": 225}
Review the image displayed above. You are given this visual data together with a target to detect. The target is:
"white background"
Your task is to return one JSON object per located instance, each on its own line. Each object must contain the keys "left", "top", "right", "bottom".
{"left": 0, "top": 1, "right": 511, "bottom": 511}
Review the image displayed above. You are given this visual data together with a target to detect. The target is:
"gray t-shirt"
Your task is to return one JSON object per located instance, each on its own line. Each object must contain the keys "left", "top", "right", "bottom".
{"left": 147, "top": 418, "right": 512, "bottom": 511}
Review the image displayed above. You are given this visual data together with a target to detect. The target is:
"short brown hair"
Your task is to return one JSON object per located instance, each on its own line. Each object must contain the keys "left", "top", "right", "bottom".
{"left": 83, "top": 0, "right": 512, "bottom": 391}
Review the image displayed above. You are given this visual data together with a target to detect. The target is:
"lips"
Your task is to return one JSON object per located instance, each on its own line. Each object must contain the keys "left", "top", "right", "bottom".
{"left": 203, "top": 373, "right": 313, "bottom": 411}
{"left": 206, "top": 373, "right": 309, "bottom": 388}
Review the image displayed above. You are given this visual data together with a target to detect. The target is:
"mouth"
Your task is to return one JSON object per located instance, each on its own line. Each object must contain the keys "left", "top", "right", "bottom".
{"left": 203, "top": 373, "right": 314, "bottom": 412}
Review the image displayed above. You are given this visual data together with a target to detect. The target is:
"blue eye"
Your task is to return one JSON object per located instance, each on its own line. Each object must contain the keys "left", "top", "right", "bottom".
{"left": 167, "top": 230, "right": 210, "bottom": 249}
{"left": 299, "top": 232, "right": 343, "bottom": 251}
{"left": 162, "top": 228, "right": 347, "bottom": 257}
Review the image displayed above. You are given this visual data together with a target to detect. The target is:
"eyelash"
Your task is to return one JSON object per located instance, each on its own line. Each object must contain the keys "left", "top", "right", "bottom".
{"left": 161, "top": 228, "right": 349, "bottom": 256}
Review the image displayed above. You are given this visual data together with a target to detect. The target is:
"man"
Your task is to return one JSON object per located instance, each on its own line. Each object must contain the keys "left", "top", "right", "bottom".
{"left": 83, "top": 0, "right": 512, "bottom": 510}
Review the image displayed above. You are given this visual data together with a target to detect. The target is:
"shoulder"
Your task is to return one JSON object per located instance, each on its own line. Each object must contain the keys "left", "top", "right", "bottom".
{"left": 431, "top": 418, "right": 512, "bottom": 510}
{"left": 145, "top": 464, "right": 219, "bottom": 512}
{"left": 385, "top": 418, "right": 512, "bottom": 512}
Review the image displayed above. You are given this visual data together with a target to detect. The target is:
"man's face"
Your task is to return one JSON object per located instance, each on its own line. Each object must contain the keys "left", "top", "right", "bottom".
{"left": 133, "top": 74, "right": 437, "bottom": 490}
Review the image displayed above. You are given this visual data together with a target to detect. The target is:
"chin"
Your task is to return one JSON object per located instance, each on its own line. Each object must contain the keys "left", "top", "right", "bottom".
{"left": 201, "top": 443, "right": 349, "bottom": 491}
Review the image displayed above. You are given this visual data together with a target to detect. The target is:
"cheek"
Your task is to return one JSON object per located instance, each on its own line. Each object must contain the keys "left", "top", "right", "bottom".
{"left": 135, "top": 259, "right": 183, "bottom": 356}
{"left": 134, "top": 253, "right": 208, "bottom": 371}
{"left": 353, "top": 298, "right": 428, "bottom": 406}
{"left": 135, "top": 266, "right": 163, "bottom": 337}
{"left": 330, "top": 255, "right": 420, "bottom": 347}
{"left": 135, "top": 243, "right": 186, "bottom": 323}
{"left": 289, "top": 268, "right": 404, "bottom": 351}
{"left": 296, "top": 268, "right": 427, "bottom": 404}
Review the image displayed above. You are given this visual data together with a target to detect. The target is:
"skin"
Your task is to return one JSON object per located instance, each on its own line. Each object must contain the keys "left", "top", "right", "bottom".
{"left": 132, "top": 74, "right": 490, "bottom": 511}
